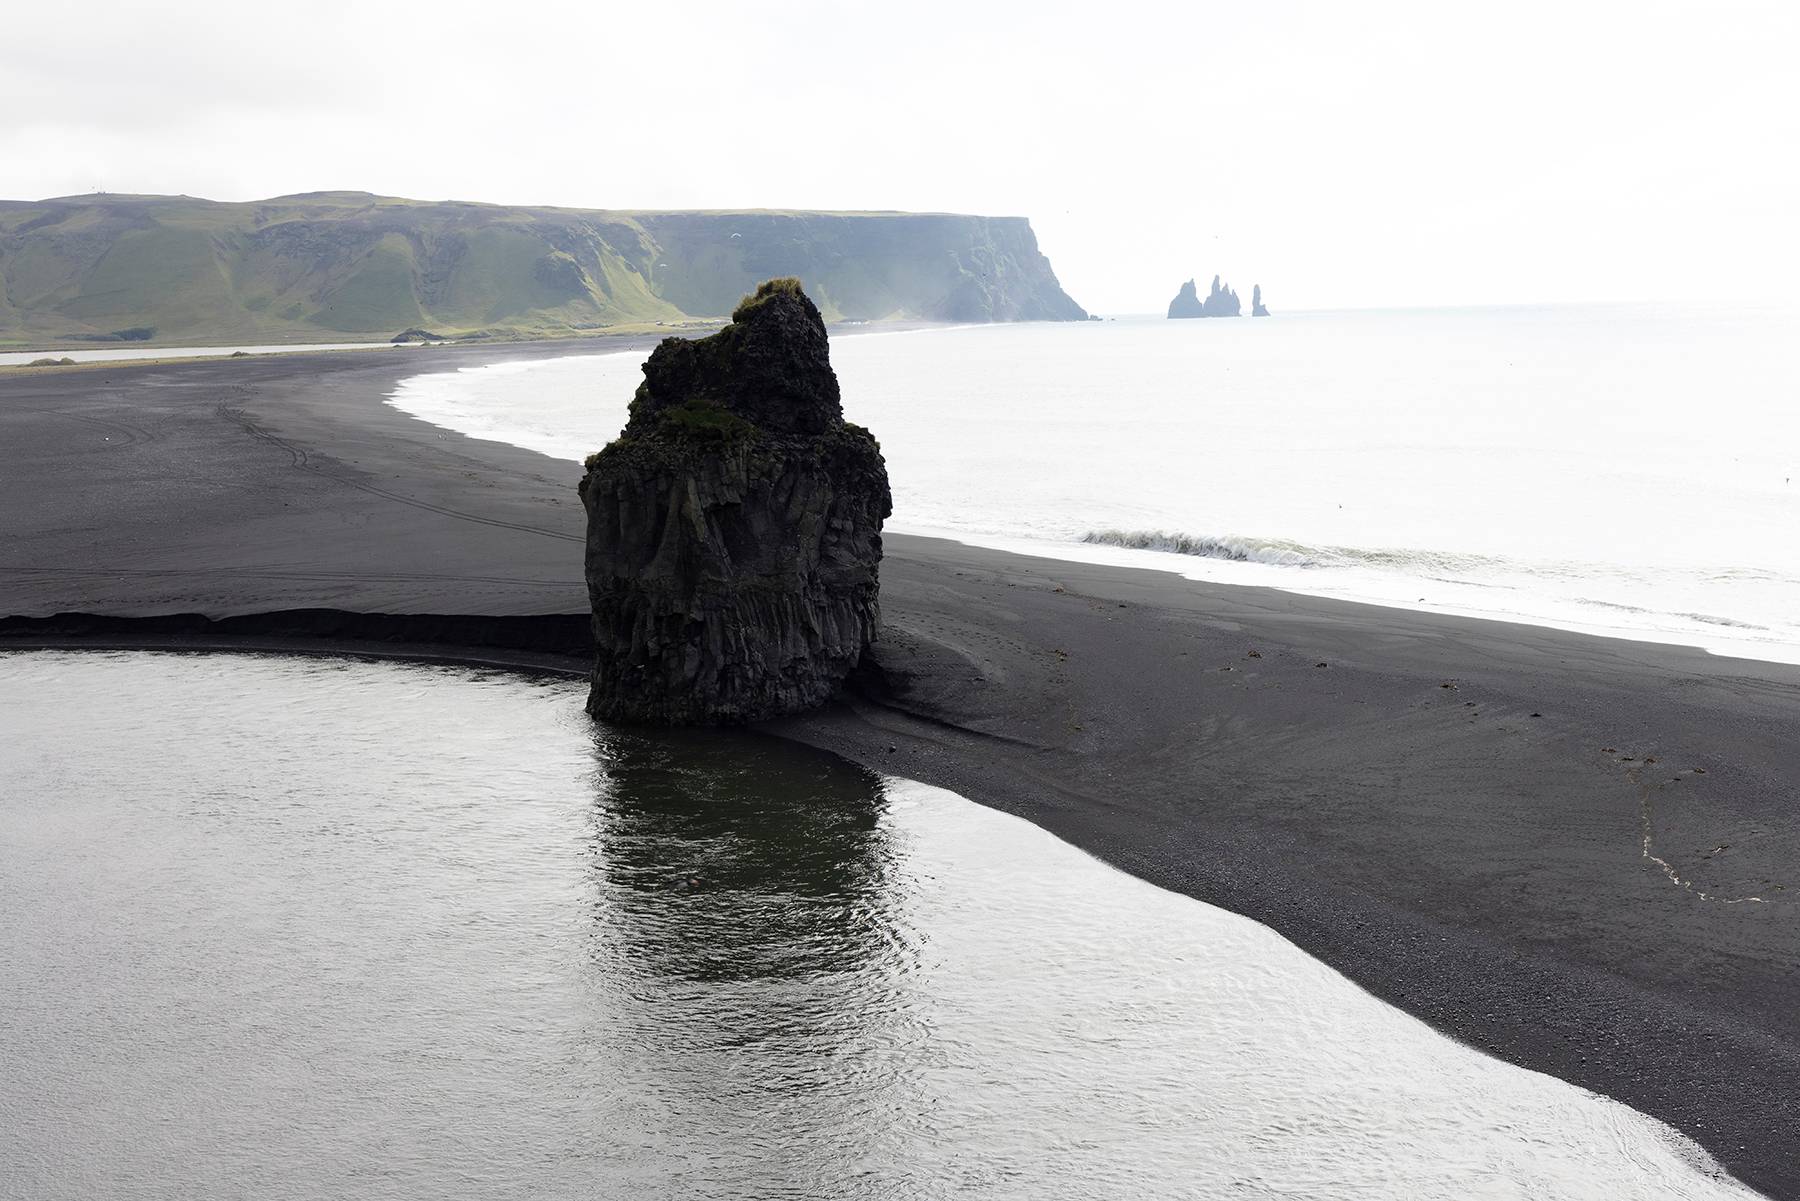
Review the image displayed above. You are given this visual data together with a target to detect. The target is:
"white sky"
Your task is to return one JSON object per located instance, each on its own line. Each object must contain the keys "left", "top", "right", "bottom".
{"left": 4, "top": 0, "right": 1796, "bottom": 312}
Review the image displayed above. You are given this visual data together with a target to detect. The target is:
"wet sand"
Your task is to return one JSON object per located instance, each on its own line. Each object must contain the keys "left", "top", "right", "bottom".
{"left": 2, "top": 349, "right": 1796, "bottom": 1196}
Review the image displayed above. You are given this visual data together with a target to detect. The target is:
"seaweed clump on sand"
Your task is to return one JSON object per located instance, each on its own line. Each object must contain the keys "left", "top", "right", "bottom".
{"left": 578, "top": 278, "right": 891, "bottom": 724}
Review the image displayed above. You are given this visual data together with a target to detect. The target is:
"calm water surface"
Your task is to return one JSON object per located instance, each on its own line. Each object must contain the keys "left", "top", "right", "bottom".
{"left": 0, "top": 652, "right": 1754, "bottom": 1199}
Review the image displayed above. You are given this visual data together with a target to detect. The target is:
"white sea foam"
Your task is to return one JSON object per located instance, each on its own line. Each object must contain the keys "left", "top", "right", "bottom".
{"left": 1081, "top": 527, "right": 1324, "bottom": 566}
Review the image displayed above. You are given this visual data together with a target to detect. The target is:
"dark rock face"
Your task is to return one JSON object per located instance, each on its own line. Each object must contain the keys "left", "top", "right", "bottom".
{"left": 920, "top": 217, "right": 1091, "bottom": 322}
{"left": 1252, "top": 284, "right": 1270, "bottom": 317}
{"left": 1168, "top": 274, "right": 1243, "bottom": 318}
{"left": 578, "top": 279, "right": 892, "bottom": 724}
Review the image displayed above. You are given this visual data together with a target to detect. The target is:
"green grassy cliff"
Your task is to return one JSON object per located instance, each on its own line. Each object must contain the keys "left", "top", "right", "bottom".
{"left": 0, "top": 192, "right": 1087, "bottom": 348}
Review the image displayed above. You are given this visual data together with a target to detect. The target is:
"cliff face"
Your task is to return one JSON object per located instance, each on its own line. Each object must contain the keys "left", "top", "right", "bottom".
{"left": 1168, "top": 274, "right": 1248, "bottom": 319}
{"left": 578, "top": 279, "right": 891, "bottom": 725}
{"left": 638, "top": 211, "right": 1087, "bottom": 325}
{"left": 0, "top": 193, "right": 1087, "bottom": 347}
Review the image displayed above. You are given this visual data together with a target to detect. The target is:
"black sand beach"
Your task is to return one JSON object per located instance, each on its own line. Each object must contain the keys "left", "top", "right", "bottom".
{"left": 3, "top": 347, "right": 1796, "bottom": 1196}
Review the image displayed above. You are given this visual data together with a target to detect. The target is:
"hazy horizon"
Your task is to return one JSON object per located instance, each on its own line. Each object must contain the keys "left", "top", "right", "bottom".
{"left": 6, "top": 0, "right": 1795, "bottom": 314}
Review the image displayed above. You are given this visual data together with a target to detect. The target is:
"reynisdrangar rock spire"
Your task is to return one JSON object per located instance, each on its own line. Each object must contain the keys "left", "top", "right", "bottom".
{"left": 1167, "top": 273, "right": 1250, "bottom": 318}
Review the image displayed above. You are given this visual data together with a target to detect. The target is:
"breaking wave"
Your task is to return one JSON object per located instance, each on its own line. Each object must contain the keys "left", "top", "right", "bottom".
{"left": 1080, "top": 529, "right": 1324, "bottom": 567}
{"left": 1078, "top": 528, "right": 1531, "bottom": 576}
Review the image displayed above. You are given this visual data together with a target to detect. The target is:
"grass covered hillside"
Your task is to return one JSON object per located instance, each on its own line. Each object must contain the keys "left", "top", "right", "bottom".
{"left": 0, "top": 192, "right": 1088, "bottom": 348}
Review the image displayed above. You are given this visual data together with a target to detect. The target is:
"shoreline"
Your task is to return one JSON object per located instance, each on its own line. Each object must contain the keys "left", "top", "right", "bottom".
{"left": 0, "top": 323, "right": 720, "bottom": 364}
{"left": 373, "top": 321, "right": 1800, "bottom": 671}
{"left": 884, "top": 524, "right": 1800, "bottom": 670}
{"left": 0, "top": 317, "right": 954, "bottom": 370}
{"left": 2, "top": 348, "right": 1797, "bottom": 1196}
{"left": 0, "top": 637, "right": 588, "bottom": 679}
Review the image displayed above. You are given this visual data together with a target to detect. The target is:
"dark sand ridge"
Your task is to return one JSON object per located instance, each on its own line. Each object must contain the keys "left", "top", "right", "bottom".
{"left": 2, "top": 349, "right": 1796, "bottom": 1197}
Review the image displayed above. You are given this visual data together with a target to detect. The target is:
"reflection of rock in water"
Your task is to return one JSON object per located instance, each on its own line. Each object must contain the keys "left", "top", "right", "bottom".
{"left": 579, "top": 729, "right": 928, "bottom": 1165}
{"left": 585, "top": 727, "right": 910, "bottom": 986}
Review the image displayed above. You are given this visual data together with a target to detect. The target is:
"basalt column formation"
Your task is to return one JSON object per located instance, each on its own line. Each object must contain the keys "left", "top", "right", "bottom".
{"left": 578, "top": 279, "right": 891, "bottom": 724}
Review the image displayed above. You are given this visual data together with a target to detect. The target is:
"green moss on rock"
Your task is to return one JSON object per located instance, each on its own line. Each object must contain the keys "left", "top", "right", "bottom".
{"left": 731, "top": 276, "right": 806, "bottom": 322}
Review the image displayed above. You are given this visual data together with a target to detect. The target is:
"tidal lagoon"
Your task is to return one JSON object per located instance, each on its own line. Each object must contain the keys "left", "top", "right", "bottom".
{"left": 0, "top": 651, "right": 1757, "bottom": 1199}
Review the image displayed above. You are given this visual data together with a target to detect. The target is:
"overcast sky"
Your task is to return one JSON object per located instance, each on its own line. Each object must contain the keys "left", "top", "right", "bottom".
{"left": 4, "top": 0, "right": 1795, "bottom": 313}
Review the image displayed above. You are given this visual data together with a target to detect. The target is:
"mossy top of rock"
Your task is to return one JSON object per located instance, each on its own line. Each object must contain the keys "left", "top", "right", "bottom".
{"left": 617, "top": 277, "right": 843, "bottom": 444}
{"left": 729, "top": 275, "right": 806, "bottom": 321}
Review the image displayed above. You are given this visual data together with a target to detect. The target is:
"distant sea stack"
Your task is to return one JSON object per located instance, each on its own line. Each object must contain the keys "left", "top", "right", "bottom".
{"left": 578, "top": 278, "right": 892, "bottom": 725}
{"left": 1252, "top": 284, "right": 1270, "bottom": 317}
{"left": 1167, "top": 275, "right": 1245, "bottom": 318}
{"left": 1167, "top": 279, "right": 1205, "bottom": 318}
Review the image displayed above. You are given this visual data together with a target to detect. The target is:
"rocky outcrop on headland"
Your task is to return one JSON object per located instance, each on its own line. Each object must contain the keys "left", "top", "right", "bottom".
{"left": 1168, "top": 274, "right": 1245, "bottom": 318}
{"left": 578, "top": 278, "right": 891, "bottom": 724}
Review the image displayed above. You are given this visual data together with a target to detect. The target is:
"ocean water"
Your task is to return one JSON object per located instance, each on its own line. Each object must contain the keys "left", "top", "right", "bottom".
{"left": 0, "top": 651, "right": 1757, "bottom": 1200}
{"left": 387, "top": 305, "right": 1800, "bottom": 662}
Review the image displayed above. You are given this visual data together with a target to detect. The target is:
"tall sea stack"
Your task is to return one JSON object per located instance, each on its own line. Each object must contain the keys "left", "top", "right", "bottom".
{"left": 578, "top": 278, "right": 892, "bottom": 724}
{"left": 1167, "top": 279, "right": 1205, "bottom": 318}
{"left": 1168, "top": 274, "right": 1244, "bottom": 318}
